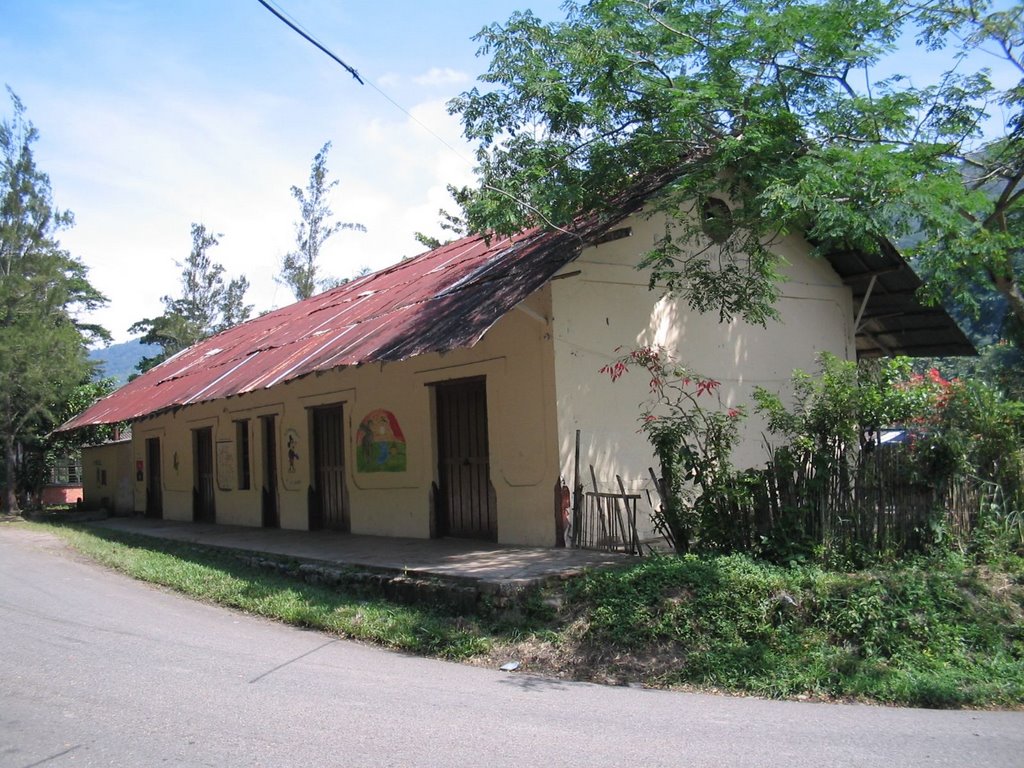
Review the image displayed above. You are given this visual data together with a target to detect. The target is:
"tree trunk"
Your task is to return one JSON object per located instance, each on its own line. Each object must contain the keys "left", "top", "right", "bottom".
{"left": 4, "top": 430, "right": 20, "bottom": 515}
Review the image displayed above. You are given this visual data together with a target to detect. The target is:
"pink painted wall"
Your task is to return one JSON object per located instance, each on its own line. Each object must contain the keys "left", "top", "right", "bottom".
{"left": 41, "top": 486, "right": 83, "bottom": 506}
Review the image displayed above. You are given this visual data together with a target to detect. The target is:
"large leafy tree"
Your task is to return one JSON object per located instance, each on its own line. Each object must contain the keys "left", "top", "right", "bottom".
{"left": 0, "top": 88, "right": 108, "bottom": 513}
{"left": 18, "top": 377, "right": 121, "bottom": 505}
{"left": 449, "top": 0, "right": 1023, "bottom": 339}
{"left": 279, "top": 141, "right": 366, "bottom": 301}
{"left": 130, "top": 223, "right": 252, "bottom": 372}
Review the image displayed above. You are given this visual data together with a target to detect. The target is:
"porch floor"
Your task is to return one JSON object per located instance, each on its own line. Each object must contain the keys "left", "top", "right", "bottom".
{"left": 87, "top": 517, "right": 637, "bottom": 594}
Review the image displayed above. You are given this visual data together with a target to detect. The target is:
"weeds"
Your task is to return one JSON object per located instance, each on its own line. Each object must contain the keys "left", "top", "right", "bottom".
{"left": 564, "top": 553, "right": 1024, "bottom": 708}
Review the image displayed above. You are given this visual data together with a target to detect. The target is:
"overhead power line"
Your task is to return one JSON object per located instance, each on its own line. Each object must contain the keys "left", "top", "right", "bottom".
{"left": 256, "top": 0, "right": 363, "bottom": 84}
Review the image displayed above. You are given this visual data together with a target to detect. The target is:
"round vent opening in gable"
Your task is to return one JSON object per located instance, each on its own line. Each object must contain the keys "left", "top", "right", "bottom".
{"left": 701, "top": 197, "right": 733, "bottom": 243}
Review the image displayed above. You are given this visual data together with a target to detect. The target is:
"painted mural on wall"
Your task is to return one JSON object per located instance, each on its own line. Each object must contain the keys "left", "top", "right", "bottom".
{"left": 356, "top": 409, "right": 407, "bottom": 473}
{"left": 282, "top": 427, "right": 302, "bottom": 490}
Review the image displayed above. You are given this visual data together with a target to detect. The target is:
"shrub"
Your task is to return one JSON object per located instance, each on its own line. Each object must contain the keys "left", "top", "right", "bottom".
{"left": 601, "top": 346, "right": 745, "bottom": 554}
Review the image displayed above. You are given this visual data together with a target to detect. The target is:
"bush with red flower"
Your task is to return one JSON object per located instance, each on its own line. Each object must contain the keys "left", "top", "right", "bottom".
{"left": 601, "top": 346, "right": 746, "bottom": 554}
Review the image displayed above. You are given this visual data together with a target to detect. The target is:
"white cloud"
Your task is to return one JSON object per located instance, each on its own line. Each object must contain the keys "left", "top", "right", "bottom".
{"left": 58, "top": 89, "right": 481, "bottom": 343}
{"left": 412, "top": 67, "right": 471, "bottom": 87}
{"left": 376, "top": 73, "right": 401, "bottom": 88}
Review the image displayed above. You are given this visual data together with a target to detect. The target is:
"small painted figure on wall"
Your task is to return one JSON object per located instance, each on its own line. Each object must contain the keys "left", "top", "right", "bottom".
{"left": 287, "top": 429, "right": 300, "bottom": 472}
{"left": 356, "top": 409, "right": 406, "bottom": 473}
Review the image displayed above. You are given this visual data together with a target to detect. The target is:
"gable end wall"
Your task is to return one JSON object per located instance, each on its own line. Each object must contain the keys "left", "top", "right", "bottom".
{"left": 551, "top": 210, "right": 855, "bottom": 537}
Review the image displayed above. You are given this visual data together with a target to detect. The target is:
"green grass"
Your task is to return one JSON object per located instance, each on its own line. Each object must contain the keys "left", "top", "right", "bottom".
{"left": 564, "top": 552, "right": 1024, "bottom": 708}
{"left": 35, "top": 522, "right": 496, "bottom": 659}
{"left": 28, "top": 521, "right": 1024, "bottom": 708}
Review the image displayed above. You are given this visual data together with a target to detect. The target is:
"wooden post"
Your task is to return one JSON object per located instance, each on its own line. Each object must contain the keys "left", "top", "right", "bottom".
{"left": 571, "top": 429, "right": 583, "bottom": 547}
{"left": 617, "top": 475, "right": 641, "bottom": 556}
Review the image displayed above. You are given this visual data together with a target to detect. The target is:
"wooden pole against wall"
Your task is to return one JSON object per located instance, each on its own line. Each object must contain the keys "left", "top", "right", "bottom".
{"left": 572, "top": 429, "right": 582, "bottom": 547}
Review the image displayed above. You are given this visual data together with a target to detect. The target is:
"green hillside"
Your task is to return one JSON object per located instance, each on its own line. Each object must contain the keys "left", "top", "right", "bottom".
{"left": 89, "top": 338, "right": 158, "bottom": 385}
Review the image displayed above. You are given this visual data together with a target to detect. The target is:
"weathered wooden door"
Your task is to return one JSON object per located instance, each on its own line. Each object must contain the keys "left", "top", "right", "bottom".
{"left": 145, "top": 437, "right": 162, "bottom": 519}
{"left": 193, "top": 427, "right": 216, "bottom": 523}
{"left": 311, "top": 405, "right": 348, "bottom": 531}
{"left": 261, "top": 415, "right": 279, "bottom": 528}
{"left": 435, "top": 378, "right": 496, "bottom": 540}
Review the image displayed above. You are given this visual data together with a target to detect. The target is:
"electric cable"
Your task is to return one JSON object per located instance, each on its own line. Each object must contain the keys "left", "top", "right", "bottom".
{"left": 256, "top": 0, "right": 363, "bottom": 84}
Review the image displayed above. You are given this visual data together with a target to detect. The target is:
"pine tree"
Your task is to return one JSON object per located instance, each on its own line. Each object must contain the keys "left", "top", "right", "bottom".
{"left": 0, "top": 89, "right": 108, "bottom": 513}
{"left": 279, "top": 141, "right": 365, "bottom": 300}
{"left": 130, "top": 223, "right": 252, "bottom": 373}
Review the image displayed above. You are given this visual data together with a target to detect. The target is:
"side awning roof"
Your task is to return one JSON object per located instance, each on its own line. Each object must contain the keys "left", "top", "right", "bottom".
{"left": 828, "top": 240, "right": 975, "bottom": 358}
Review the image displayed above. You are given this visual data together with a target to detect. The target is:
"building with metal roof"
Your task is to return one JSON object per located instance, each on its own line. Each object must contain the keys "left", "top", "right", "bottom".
{"left": 66, "top": 204, "right": 971, "bottom": 547}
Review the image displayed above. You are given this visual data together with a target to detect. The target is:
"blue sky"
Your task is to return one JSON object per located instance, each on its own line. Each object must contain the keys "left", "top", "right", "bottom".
{"left": 2, "top": 0, "right": 562, "bottom": 341}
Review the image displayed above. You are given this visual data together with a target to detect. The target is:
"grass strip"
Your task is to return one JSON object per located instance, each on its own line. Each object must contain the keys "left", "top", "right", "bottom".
{"left": 35, "top": 521, "right": 495, "bottom": 659}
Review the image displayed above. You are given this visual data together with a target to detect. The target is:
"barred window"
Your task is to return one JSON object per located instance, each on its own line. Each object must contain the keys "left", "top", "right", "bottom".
{"left": 49, "top": 455, "right": 82, "bottom": 485}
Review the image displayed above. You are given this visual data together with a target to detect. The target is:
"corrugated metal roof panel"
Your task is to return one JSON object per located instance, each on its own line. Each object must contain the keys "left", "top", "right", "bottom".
{"left": 828, "top": 241, "right": 976, "bottom": 359}
{"left": 60, "top": 228, "right": 578, "bottom": 431}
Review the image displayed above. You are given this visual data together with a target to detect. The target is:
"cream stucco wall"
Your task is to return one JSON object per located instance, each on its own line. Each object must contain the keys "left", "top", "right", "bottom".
{"left": 82, "top": 440, "right": 134, "bottom": 514}
{"left": 551, "top": 211, "right": 855, "bottom": 535}
{"left": 129, "top": 289, "right": 561, "bottom": 546}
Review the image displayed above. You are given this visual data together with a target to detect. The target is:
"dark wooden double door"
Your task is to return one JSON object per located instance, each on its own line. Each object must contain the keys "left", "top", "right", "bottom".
{"left": 145, "top": 437, "right": 162, "bottom": 518}
{"left": 310, "top": 405, "right": 349, "bottom": 531}
{"left": 261, "top": 416, "right": 279, "bottom": 528}
{"left": 193, "top": 427, "right": 216, "bottom": 523}
{"left": 435, "top": 378, "right": 496, "bottom": 540}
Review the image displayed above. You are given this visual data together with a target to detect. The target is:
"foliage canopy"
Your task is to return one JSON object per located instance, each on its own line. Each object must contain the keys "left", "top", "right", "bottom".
{"left": 450, "top": 0, "right": 1024, "bottom": 338}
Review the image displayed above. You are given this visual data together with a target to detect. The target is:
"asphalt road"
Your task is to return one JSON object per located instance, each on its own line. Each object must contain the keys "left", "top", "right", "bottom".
{"left": 1, "top": 526, "right": 1021, "bottom": 768}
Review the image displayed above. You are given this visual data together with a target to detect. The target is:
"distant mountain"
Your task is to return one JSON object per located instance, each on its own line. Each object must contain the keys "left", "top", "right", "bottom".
{"left": 89, "top": 338, "right": 159, "bottom": 385}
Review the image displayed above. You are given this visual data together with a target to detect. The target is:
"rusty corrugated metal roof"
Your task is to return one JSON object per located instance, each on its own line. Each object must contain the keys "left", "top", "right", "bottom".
{"left": 60, "top": 227, "right": 583, "bottom": 431}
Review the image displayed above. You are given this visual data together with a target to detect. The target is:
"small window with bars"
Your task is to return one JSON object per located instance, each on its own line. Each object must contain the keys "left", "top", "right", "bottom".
{"left": 49, "top": 455, "right": 83, "bottom": 486}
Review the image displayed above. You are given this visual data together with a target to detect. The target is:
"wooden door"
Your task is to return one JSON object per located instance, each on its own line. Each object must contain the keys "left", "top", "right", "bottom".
{"left": 193, "top": 427, "right": 216, "bottom": 523}
{"left": 261, "top": 415, "right": 279, "bottom": 528}
{"left": 435, "top": 378, "right": 496, "bottom": 540}
{"left": 145, "top": 437, "right": 162, "bottom": 519}
{"left": 312, "top": 405, "right": 348, "bottom": 531}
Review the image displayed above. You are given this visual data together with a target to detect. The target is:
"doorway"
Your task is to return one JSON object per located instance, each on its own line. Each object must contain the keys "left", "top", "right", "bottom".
{"left": 193, "top": 427, "right": 215, "bottom": 523}
{"left": 434, "top": 378, "right": 496, "bottom": 540}
{"left": 261, "top": 415, "right": 279, "bottom": 528}
{"left": 145, "top": 437, "right": 162, "bottom": 519}
{"left": 311, "top": 404, "right": 348, "bottom": 531}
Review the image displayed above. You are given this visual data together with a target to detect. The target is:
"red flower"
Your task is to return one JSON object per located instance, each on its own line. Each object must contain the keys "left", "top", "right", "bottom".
{"left": 695, "top": 378, "right": 721, "bottom": 397}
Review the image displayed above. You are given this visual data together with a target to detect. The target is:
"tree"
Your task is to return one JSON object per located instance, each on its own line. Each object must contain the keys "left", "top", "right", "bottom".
{"left": 130, "top": 223, "right": 252, "bottom": 372}
{"left": 279, "top": 141, "right": 366, "bottom": 301}
{"left": 449, "top": 0, "right": 1023, "bottom": 340}
{"left": 0, "top": 88, "right": 108, "bottom": 513}
{"left": 17, "top": 377, "right": 121, "bottom": 507}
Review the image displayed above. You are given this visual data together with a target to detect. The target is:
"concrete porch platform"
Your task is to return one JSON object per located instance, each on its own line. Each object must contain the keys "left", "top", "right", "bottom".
{"left": 87, "top": 518, "right": 637, "bottom": 598}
